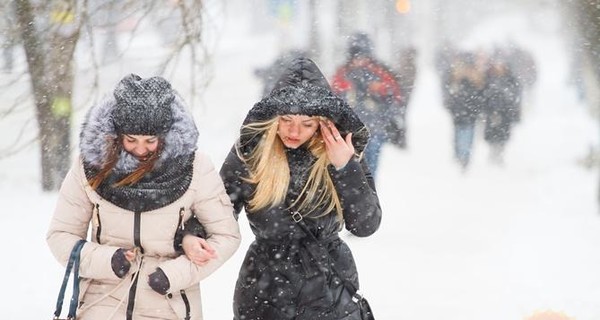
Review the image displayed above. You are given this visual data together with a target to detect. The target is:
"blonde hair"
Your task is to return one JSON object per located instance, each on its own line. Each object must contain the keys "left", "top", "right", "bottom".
{"left": 238, "top": 116, "right": 343, "bottom": 221}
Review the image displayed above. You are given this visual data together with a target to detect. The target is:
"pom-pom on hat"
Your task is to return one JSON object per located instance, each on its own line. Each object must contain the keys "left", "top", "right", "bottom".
{"left": 112, "top": 74, "right": 175, "bottom": 135}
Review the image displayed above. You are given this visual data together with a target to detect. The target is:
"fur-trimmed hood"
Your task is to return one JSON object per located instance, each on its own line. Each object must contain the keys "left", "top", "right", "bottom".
{"left": 79, "top": 87, "right": 199, "bottom": 172}
{"left": 242, "top": 57, "right": 369, "bottom": 154}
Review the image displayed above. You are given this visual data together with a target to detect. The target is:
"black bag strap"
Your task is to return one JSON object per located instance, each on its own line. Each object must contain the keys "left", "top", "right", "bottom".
{"left": 291, "top": 211, "right": 364, "bottom": 302}
{"left": 54, "top": 239, "right": 86, "bottom": 320}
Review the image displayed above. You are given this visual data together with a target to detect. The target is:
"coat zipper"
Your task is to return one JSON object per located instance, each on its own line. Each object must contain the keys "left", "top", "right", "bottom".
{"left": 180, "top": 289, "right": 191, "bottom": 320}
{"left": 92, "top": 203, "right": 102, "bottom": 244}
{"left": 126, "top": 211, "right": 144, "bottom": 319}
{"left": 133, "top": 211, "right": 144, "bottom": 254}
{"left": 177, "top": 207, "right": 185, "bottom": 231}
{"left": 126, "top": 256, "right": 143, "bottom": 320}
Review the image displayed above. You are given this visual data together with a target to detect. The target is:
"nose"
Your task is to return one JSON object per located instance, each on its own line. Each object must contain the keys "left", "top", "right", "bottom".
{"left": 288, "top": 122, "right": 300, "bottom": 137}
{"left": 134, "top": 144, "right": 149, "bottom": 156}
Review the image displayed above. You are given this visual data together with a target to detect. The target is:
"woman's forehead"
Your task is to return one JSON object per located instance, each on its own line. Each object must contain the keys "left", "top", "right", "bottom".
{"left": 124, "top": 134, "right": 158, "bottom": 139}
{"left": 281, "top": 114, "right": 318, "bottom": 121}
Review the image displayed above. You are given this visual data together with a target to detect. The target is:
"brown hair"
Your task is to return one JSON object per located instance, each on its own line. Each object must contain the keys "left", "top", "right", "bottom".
{"left": 88, "top": 136, "right": 163, "bottom": 190}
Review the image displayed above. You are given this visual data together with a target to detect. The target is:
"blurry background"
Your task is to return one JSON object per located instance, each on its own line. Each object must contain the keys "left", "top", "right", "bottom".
{"left": 1, "top": 0, "right": 599, "bottom": 319}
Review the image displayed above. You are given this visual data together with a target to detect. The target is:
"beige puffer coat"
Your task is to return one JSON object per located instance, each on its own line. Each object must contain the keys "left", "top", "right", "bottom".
{"left": 47, "top": 151, "right": 241, "bottom": 320}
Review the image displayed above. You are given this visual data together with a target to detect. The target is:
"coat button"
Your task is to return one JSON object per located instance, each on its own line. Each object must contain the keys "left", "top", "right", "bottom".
{"left": 167, "top": 293, "right": 173, "bottom": 299}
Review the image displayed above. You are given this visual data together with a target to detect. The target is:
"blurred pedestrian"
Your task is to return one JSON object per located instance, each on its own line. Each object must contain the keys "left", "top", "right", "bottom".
{"left": 482, "top": 53, "right": 522, "bottom": 164}
{"left": 332, "top": 32, "right": 405, "bottom": 179}
{"left": 394, "top": 45, "right": 418, "bottom": 146}
{"left": 447, "top": 51, "right": 486, "bottom": 169}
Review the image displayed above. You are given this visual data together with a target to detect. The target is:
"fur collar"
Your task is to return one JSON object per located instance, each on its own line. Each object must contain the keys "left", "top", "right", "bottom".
{"left": 79, "top": 92, "right": 199, "bottom": 172}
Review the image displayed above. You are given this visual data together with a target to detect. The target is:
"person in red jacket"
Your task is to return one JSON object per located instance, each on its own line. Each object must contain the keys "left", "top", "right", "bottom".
{"left": 331, "top": 32, "right": 405, "bottom": 179}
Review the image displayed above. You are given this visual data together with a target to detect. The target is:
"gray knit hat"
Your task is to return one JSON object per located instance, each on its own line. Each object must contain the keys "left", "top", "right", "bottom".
{"left": 112, "top": 74, "right": 175, "bottom": 135}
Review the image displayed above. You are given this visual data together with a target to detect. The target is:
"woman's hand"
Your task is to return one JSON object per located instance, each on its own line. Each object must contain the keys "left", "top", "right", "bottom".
{"left": 182, "top": 235, "right": 218, "bottom": 266}
{"left": 320, "top": 120, "right": 354, "bottom": 169}
{"left": 124, "top": 249, "right": 136, "bottom": 262}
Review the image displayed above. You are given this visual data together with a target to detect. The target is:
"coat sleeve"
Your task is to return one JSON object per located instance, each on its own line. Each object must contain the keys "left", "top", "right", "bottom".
{"left": 178, "top": 146, "right": 248, "bottom": 241}
{"left": 330, "top": 157, "right": 382, "bottom": 237}
{"left": 158, "top": 153, "right": 241, "bottom": 291}
{"left": 219, "top": 145, "right": 252, "bottom": 218}
{"left": 46, "top": 158, "right": 124, "bottom": 281}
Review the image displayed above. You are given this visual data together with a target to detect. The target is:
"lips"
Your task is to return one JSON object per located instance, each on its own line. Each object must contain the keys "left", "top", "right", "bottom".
{"left": 134, "top": 152, "right": 153, "bottom": 162}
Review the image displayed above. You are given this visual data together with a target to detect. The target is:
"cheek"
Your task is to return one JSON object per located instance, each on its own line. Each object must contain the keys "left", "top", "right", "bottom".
{"left": 148, "top": 142, "right": 159, "bottom": 152}
{"left": 300, "top": 127, "right": 318, "bottom": 142}
{"left": 277, "top": 122, "right": 288, "bottom": 136}
{"left": 277, "top": 122, "right": 286, "bottom": 133}
{"left": 122, "top": 141, "right": 134, "bottom": 152}
{"left": 305, "top": 126, "right": 318, "bottom": 137}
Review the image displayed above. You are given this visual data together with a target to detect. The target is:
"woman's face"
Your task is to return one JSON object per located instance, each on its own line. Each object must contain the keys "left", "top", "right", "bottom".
{"left": 122, "top": 134, "right": 159, "bottom": 161}
{"left": 277, "top": 115, "right": 319, "bottom": 149}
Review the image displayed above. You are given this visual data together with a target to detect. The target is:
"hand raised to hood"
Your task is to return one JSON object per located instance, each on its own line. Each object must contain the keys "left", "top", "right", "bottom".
{"left": 320, "top": 120, "right": 354, "bottom": 170}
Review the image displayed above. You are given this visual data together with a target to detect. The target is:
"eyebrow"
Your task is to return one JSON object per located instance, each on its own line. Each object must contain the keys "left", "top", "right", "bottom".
{"left": 124, "top": 135, "right": 157, "bottom": 141}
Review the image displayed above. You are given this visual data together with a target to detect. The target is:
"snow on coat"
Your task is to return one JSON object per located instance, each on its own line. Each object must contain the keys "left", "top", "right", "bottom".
{"left": 47, "top": 75, "right": 241, "bottom": 320}
{"left": 222, "top": 57, "right": 382, "bottom": 319}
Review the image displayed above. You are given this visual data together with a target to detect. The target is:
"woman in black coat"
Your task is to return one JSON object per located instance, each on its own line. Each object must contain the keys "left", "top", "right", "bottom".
{"left": 184, "top": 57, "right": 381, "bottom": 319}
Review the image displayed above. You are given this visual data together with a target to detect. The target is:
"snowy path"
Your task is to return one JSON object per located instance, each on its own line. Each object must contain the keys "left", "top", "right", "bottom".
{"left": 2, "top": 5, "right": 600, "bottom": 320}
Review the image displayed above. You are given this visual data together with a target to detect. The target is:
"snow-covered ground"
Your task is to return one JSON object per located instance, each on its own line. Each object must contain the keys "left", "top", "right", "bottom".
{"left": 1, "top": 2, "right": 599, "bottom": 320}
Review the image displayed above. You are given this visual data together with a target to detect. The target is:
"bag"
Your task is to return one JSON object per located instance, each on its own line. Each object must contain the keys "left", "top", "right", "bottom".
{"left": 52, "top": 239, "right": 86, "bottom": 320}
{"left": 328, "top": 278, "right": 374, "bottom": 320}
{"left": 297, "top": 247, "right": 374, "bottom": 320}
{"left": 291, "top": 212, "right": 375, "bottom": 320}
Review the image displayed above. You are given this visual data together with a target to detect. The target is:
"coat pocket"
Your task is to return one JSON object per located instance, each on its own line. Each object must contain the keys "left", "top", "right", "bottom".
{"left": 165, "top": 288, "right": 199, "bottom": 320}
{"left": 92, "top": 203, "right": 102, "bottom": 244}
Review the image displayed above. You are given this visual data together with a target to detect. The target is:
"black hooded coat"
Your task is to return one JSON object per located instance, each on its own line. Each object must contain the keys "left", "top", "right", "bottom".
{"left": 220, "top": 58, "right": 382, "bottom": 319}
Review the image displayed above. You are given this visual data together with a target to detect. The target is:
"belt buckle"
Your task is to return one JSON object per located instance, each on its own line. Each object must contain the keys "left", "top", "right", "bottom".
{"left": 291, "top": 211, "right": 303, "bottom": 222}
{"left": 352, "top": 290, "right": 363, "bottom": 303}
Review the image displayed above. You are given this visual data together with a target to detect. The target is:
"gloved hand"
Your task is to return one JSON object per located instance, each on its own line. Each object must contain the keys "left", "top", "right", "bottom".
{"left": 111, "top": 248, "right": 131, "bottom": 278}
{"left": 148, "top": 268, "right": 170, "bottom": 295}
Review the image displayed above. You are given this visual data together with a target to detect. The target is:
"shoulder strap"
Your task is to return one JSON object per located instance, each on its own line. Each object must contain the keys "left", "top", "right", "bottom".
{"left": 54, "top": 239, "right": 86, "bottom": 320}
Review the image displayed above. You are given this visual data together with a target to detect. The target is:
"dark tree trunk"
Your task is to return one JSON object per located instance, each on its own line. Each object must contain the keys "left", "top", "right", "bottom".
{"left": 14, "top": 0, "right": 80, "bottom": 191}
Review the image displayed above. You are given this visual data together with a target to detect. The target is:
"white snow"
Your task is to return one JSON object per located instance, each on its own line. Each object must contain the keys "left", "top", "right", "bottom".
{"left": 1, "top": 2, "right": 599, "bottom": 319}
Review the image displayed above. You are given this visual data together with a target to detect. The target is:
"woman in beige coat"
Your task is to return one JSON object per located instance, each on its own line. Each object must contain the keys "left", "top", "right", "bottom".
{"left": 47, "top": 74, "right": 241, "bottom": 320}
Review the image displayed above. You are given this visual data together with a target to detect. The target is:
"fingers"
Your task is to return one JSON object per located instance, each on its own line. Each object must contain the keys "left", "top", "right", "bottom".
{"left": 320, "top": 120, "right": 344, "bottom": 144}
{"left": 124, "top": 249, "right": 136, "bottom": 262}
{"left": 197, "top": 238, "right": 218, "bottom": 258}
{"left": 188, "top": 238, "right": 218, "bottom": 266}
{"left": 345, "top": 132, "right": 353, "bottom": 144}
{"left": 319, "top": 120, "right": 334, "bottom": 143}
{"left": 345, "top": 132, "right": 355, "bottom": 154}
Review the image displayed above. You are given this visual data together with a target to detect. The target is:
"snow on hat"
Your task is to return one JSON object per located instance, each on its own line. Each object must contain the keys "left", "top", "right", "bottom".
{"left": 112, "top": 74, "right": 175, "bottom": 135}
{"left": 242, "top": 57, "right": 370, "bottom": 154}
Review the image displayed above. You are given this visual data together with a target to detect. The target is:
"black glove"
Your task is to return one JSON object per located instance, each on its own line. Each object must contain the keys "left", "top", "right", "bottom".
{"left": 148, "top": 268, "right": 171, "bottom": 295}
{"left": 174, "top": 217, "right": 207, "bottom": 253}
{"left": 111, "top": 248, "right": 131, "bottom": 278}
